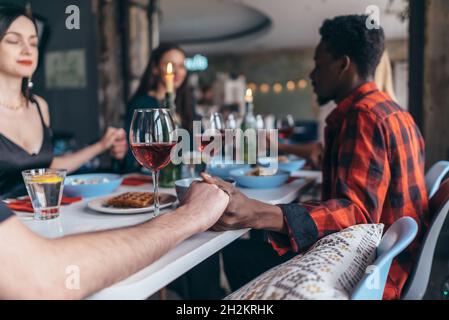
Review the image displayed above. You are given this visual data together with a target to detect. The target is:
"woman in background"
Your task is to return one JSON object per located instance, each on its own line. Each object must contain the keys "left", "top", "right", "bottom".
{"left": 123, "top": 42, "right": 197, "bottom": 173}
{"left": 126, "top": 42, "right": 196, "bottom": 132}
{"left": 0, "top": 6, "right": 127, "bottom": 198}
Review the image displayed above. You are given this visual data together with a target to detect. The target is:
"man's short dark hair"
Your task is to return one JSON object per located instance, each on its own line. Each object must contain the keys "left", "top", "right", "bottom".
{"left": 319, "top": 15, "right": 385, "bottom": 78}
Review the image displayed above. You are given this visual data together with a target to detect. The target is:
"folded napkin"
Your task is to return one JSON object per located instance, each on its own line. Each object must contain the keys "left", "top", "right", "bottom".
{"left": 121, "top": 175, "right": 152, "bottom": 186}
{"left": 6, "top": 196, "right": 82, "bottom": 213}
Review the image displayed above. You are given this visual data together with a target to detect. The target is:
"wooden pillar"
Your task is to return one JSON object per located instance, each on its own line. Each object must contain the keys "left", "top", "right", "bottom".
{"left": 423, "top": 0, "right": 449, "bottom": 167}
{"left": 148, "top": 0, "right": 160, "bottom": 52}
{"left": 125, "top": 0, "right": 151, "bottom": 100}
{"left": 93, "top": 0, "right": 154, "bottom": 126}
{"left": 94, "top": 0, "right": 126, "bottom": 129}
{"left": 408, "top": 0, "right": 426, "bottom": 132}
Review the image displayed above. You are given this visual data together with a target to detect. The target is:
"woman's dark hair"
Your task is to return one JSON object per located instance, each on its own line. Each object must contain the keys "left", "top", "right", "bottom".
{"left": 0, "top": 5, "right": 38, "bottom": 104}
{"left": 132, "top": 42, "right": 195, "bottom": 132}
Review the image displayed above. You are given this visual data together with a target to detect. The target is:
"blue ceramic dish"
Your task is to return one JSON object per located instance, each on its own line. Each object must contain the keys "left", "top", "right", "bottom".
{"left": 258, "top": 156, "right": 306, "bottom": 173}
{"left": 64, "top": 173, "right": 123, "bottom": 198}
{"left": 207, "top": 159, "right": 250, "bottom": 179}
{"left": 230, "top": 168, "right": 290, "bottom": 189}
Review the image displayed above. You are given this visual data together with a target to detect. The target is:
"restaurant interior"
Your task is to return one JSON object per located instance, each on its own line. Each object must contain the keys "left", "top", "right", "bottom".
{"left": 0, "top": 0, "right": 448, "bottom": 301}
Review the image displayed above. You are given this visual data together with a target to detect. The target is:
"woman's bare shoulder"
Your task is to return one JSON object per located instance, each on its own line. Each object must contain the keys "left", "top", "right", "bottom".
{"left": 32, "top": 95, "right": 50, "bottom": 127}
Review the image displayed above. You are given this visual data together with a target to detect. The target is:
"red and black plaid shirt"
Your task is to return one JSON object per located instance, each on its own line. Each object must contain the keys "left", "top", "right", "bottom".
{"left": 270, "top": 82, "right": 429, "bottom": 300}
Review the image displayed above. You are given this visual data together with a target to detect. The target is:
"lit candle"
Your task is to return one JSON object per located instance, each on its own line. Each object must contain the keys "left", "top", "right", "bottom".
{"left": 245, "top": 88, "right": 253, "bottom": 103}
{"left": 166, "top": 62, "right": 174, "bottom": 94}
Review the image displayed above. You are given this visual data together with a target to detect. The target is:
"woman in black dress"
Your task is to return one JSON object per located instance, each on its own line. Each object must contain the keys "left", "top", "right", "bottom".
{"left": 0, "top": 6, "right": 128, "bottom": 198}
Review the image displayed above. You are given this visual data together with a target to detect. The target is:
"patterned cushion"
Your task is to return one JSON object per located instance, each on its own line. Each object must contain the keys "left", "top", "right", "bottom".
{"left": 226, "top": 224, "right": 384, "bottom": 300}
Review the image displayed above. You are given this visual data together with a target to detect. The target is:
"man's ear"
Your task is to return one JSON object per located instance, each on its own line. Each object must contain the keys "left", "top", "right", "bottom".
{"left": 339, "top": 55, "right": 351, "bottom": 75}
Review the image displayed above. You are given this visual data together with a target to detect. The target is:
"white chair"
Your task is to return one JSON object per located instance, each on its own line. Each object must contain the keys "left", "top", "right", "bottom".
{"left": 426, "top": 161, "right": 449, "bottom": 198}
{"left": 351, "top": 217, "right": 418, "bottom": 300}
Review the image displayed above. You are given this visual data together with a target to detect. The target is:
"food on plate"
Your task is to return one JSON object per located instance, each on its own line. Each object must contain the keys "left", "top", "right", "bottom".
{"left": 245, "top": 167, "right": 276, "bottom": 177}
{"left": 105, "top": 192, "right": 154, "bottom": 208}
{"left": 278, "top": 156, "right": 290, "bottom": 163}
{"left": 69, "top": 178, "right": 110, "bottom": 185}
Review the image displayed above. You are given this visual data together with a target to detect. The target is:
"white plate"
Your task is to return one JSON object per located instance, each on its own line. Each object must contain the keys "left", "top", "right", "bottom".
{"left": 87, "top": 194, "right": 177, "bottom": 215}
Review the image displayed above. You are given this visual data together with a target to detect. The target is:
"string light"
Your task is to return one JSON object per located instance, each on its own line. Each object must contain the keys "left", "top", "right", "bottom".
{"left": 247, "top": 82, "right": 257, "bottom": 93}
{"left": 273, "top": 83, "right": 283, "bottom": 94}
{"left": 286, "top": 81, "right": 295, "bottom": 91}
{"left": 260, "top": 83, "right": 270, "bottom": 94}
{"left": 298, "top": 79, "right": 308, "bottom": 89}
{"left": 250, "top": 78, "right": 308, "bottom": 96}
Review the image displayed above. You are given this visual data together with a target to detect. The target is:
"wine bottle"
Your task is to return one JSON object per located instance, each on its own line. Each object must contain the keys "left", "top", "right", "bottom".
{"left": 240, "top": 89, "right": 258, "bottom": 164}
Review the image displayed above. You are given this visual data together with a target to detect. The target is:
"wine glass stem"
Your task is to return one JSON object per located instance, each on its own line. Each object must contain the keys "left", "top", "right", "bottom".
{"left": 153, "top": 170, "right": 160, "bottom": 216}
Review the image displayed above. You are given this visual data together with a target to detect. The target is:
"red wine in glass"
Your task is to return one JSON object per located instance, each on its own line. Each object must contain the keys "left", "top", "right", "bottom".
{"left": 276, "top": 115, "right": 295, "bottom": 140}
{"left": 196, "top": 130, "right": 225, "bottom": 157}
{"left": 196, "top": 135, "right": 211, "bottom": 152}
{"left": 278, "top": 127, "right": 294, "bottom": 139}
{"left": 129, "top": 108, "right": 176, "bottom": 216}
{"left": 131, "top": 142, "right": 177, "bottom": 171}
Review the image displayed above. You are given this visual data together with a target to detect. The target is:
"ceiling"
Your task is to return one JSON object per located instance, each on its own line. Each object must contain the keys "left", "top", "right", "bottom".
{"left": 159, "top": 0, "right": 409, "bottom": 54}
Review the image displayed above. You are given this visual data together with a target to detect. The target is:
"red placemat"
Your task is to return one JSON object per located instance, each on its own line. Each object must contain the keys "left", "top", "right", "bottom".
{"left": 7, "top": 196, "right": 82, "bottom": 213}
{"left": 122, "top": 175, "right": 153, "bottom": 186}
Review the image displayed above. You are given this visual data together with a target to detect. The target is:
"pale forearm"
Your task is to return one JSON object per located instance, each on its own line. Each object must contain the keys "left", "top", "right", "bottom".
{"left": 0, "top": 207, "right": 198, "bottom": 300}
{"left": 51, "top": 142, "right": 105, "bottom": 173}
{"left": 47, "top": 208, "right": 197, "bottom": 299}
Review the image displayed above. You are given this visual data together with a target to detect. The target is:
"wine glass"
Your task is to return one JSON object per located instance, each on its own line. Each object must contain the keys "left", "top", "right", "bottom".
{"left": 129, "top": 109, "right": 177, "bottom": 216}
{"left": 182, "top": 150, "right": 202, "bottom": 177}
{"left": 198, "top": 113, "right": 226, "bottom": 160}
{"left": 276, "top": 114, "right": 295, "bottom": 140}
{"left": 209, "top": 112, "right": 226, "bottom": 131}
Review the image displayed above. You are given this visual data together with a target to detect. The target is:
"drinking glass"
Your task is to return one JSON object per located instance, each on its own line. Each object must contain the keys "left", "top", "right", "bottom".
{"left": 276, "top": 114, "right": 295, "bottom": 140}
{"left": 129, "top": 109, "right": 177, "bottom": 216}
{"left": 197, "top": 113, "right": 226, "bottom": 160}
{"left": 22, "top": 168, "right": 67, "bottom": 220}
{"left": 182, "top": 150, "right": 202, "bottom": 177}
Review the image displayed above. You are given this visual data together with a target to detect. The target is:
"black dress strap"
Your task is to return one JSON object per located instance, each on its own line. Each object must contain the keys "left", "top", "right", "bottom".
{"left": 30, "top": 95, "right": 46, "bottom": 126}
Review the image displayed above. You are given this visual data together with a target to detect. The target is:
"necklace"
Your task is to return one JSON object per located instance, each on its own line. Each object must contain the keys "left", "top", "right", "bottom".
{"left": 0, "top": 96, "right": 25, "bottom": 111}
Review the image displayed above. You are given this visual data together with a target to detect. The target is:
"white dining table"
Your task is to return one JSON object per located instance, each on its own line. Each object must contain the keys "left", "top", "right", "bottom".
{"left": 15, "top": 176, "right": 315, "bottom": 300}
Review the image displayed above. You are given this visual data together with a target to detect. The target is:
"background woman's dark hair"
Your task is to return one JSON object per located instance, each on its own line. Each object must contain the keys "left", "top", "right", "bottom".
{"left": 0, "top": 5, "right": 38, "bottom": 104}
{"left": 132, "top": 42, "right": 195, "bottom": 132}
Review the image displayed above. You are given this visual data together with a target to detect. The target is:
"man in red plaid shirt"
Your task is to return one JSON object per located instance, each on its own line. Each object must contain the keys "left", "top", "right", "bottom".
{"left": 203, "top": 15, "right": 429, "bottom": 300}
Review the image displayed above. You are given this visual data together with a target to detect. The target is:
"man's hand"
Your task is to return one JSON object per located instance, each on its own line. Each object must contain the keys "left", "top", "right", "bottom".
{"left": 309, "top": 142, "right": 323, "bottom": 169}
{"left": 199, "top": 173, "right": 286, "bottom": 233}
{"left": 180, "top": 181, "right": 230, "bottom": 233}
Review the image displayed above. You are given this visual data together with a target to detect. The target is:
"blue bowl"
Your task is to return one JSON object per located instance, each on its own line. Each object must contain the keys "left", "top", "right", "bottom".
{"left": 64, "top": 173, "right": 123, "bottom": 198}
{"left": 207, "top": 160, "right": 250, "bottom": 179}
{"left": 258, "top": 156, "right": 306, "bottom": 173}
{"left": 230, "top": 168, "right": 290, "bottom": 189}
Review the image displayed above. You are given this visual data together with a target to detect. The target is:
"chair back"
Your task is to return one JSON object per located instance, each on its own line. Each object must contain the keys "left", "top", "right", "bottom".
{"left": 426, "top": 161, "right": 449, "bottom": 198}
{"left": 402, "top": 179, "right": 449, "bottom": 300}
{"left": 351, "top": 217, "right": 418, "bottom": 300}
